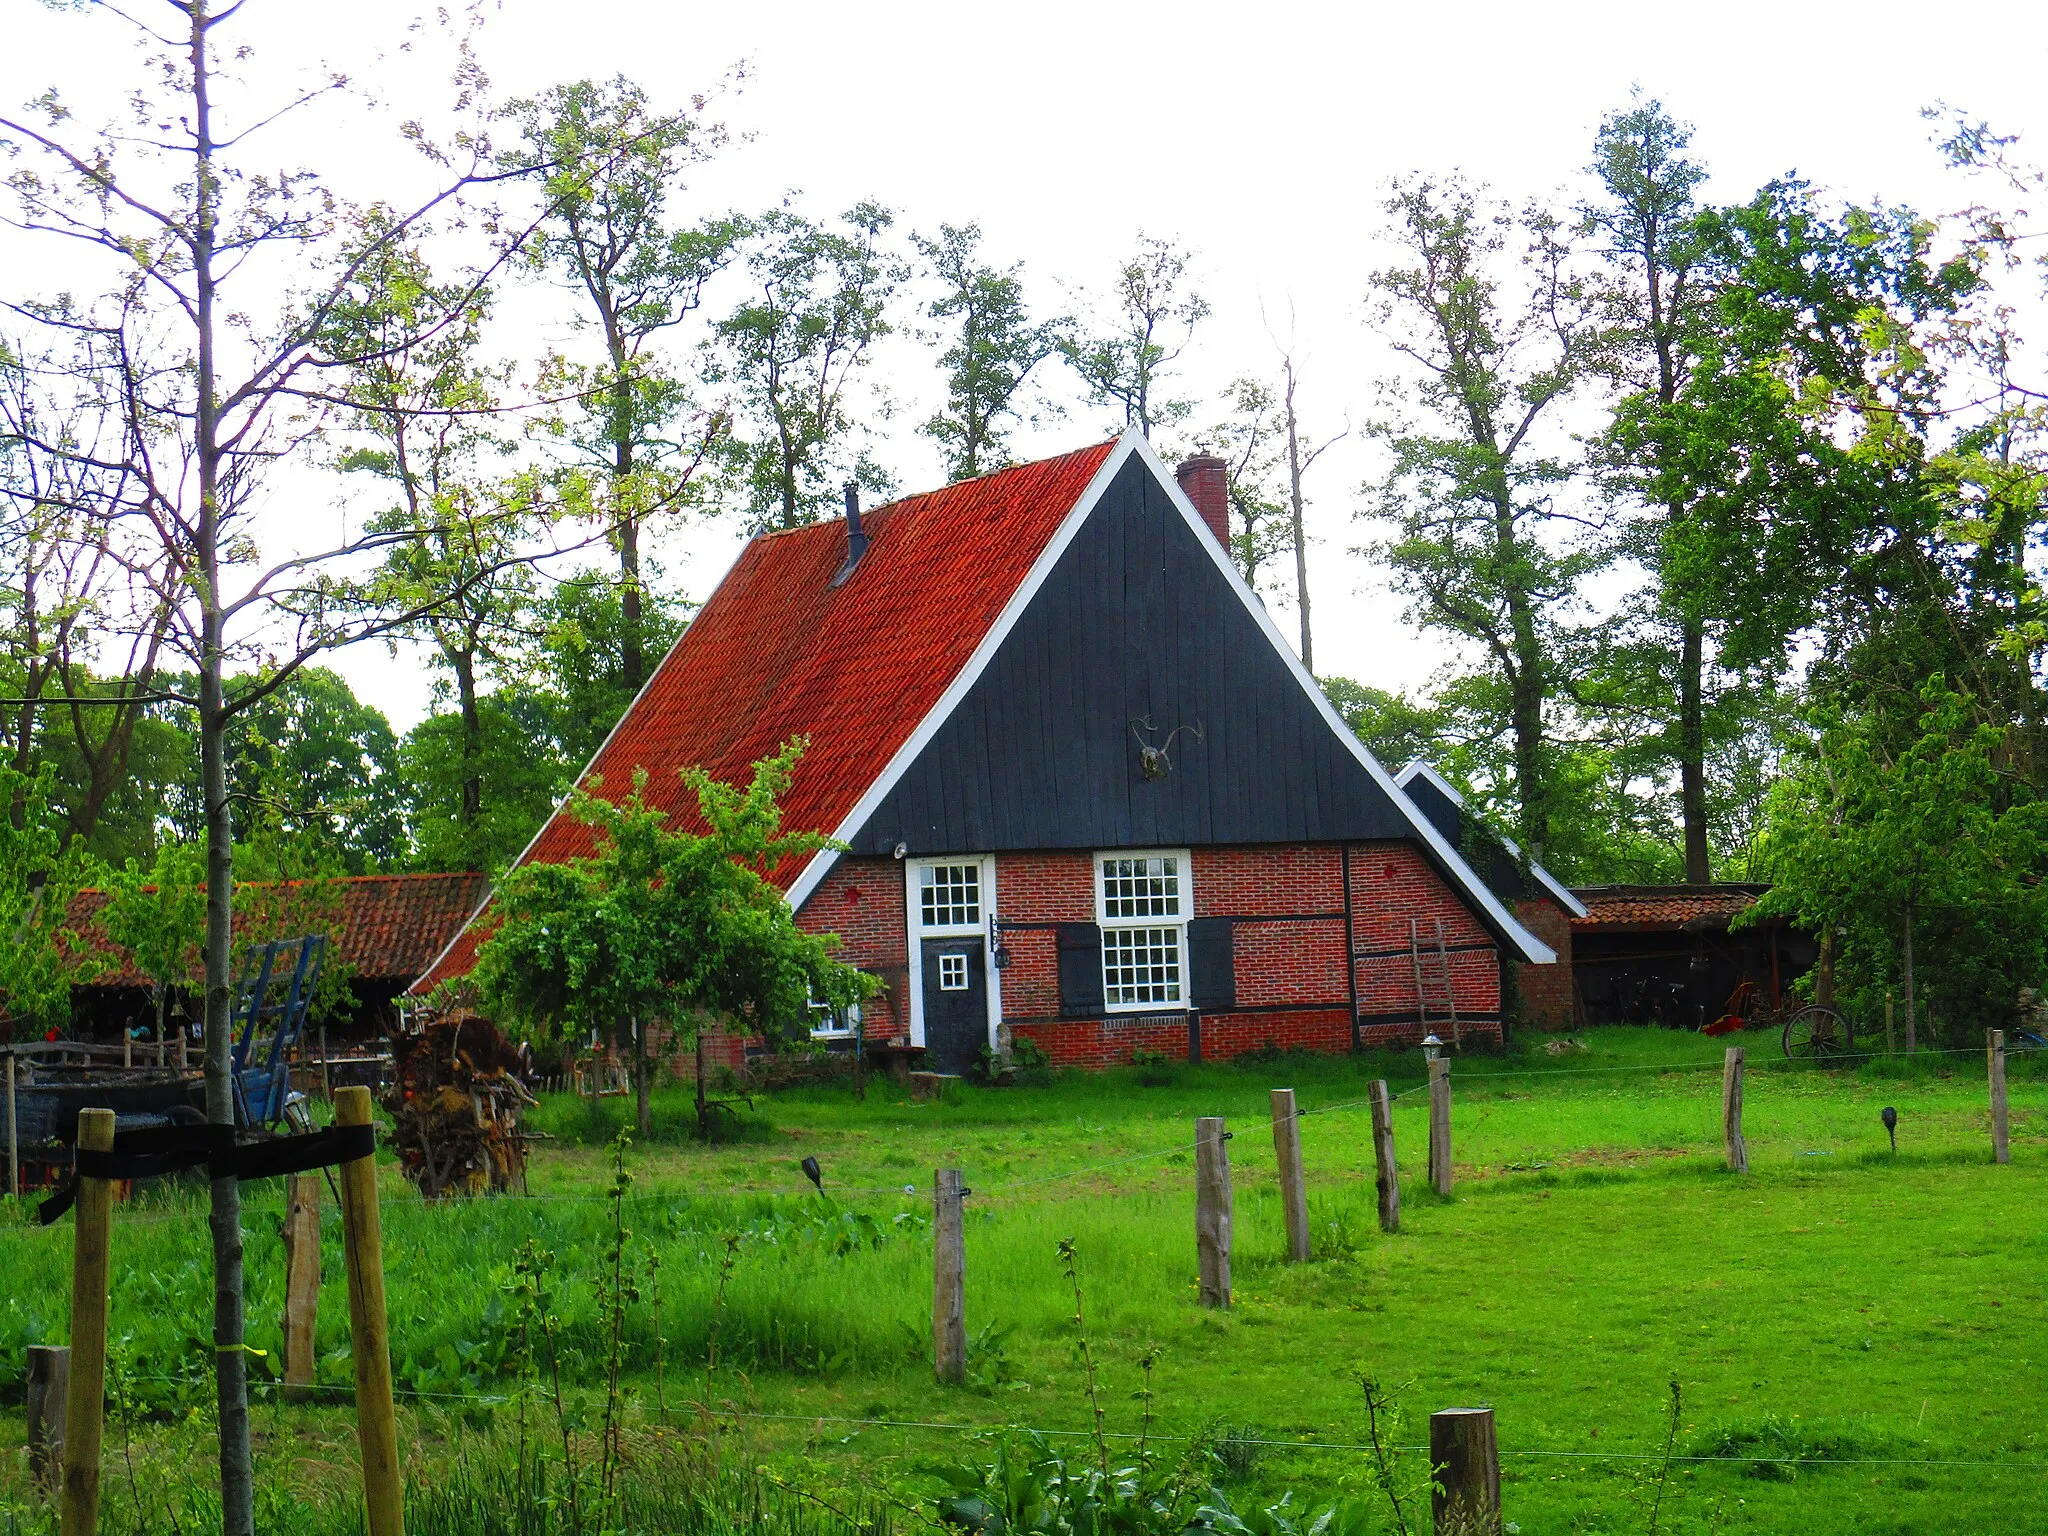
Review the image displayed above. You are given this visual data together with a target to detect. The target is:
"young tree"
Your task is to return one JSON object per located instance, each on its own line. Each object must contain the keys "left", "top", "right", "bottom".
{"left": 1060, "top": 235, "right": 1209, "bottom": 441}
{"left": 709, "top": 202, "right": 906, "bottom": 529}
{"left": 470, "top": 741, "right": 873, "bottom": 1136}
{"left": 914, "top": 222, "right": 1063, "bottom": 480}
{"left": 508, "top": 77, "right": 742, "bottom": 692}
{"left": 1362, "top": 176, "right": 1605, "bottom": 861}
{"left": 0, "top": 9, "right": 579, "bottom": 1521}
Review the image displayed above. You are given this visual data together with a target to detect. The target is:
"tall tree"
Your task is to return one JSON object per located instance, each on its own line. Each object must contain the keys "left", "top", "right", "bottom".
{"left": 0, "top": 764, "right": 103, "bottom": 1041}
{"left": 326, "top": 225, "right": 545, "bottom": 868}
{"left": 1362, "top": 176, "right": 1605, "bottom": 861}
{"left": 1060, "top": 235, "right": 1210, "bottom": 441}
{"left": 915, "top": 222, "right": 1063, "bottom": 481}
{"left": 709, "top": 201, "right": 905, "bottom": 529}
{"left": 1583, "top": 99, "right": 1719, "bottom": 880}
{"left": 96, "top": 837, "right": 206, "bottom": 1054}
{"left": 509, "top": 76, "right": 740, "bottom": 692}
{"left": 0, "top": 9, "right": 560, "bottom": 1521}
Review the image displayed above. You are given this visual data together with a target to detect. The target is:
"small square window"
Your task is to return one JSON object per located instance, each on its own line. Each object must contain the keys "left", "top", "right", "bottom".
{"left": 938, "top": 952, "right": 969, "bottom": 992}
{"left": 919, "top": 863, "right": 982, "bottom": 928}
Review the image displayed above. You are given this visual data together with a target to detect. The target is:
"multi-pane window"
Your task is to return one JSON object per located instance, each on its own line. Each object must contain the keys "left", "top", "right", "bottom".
{"left": 1096, "top": 851, "right": 1191, "bottom": 1009}
{"left": 938, "top": 952, "right": 969, "bottom": 991}
{"left": 919, "top": 863, "right": 982, "bottom": 929}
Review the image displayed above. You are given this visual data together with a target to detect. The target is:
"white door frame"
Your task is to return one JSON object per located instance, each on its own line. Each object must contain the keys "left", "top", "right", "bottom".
{"left": 903, "top": 854, "right": 1002, "bottom": 1055}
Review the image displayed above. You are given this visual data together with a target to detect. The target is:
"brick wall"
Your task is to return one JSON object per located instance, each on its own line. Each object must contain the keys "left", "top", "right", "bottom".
{"left": 1511, "top": 895, "right": 1575, "bottom": 1029}
{"left": 796, "top": 855, "right": 911, "bottom": 1040}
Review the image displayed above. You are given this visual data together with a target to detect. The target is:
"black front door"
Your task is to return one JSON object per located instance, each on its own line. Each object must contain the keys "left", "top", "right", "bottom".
{"left": 921, "top": 939, "right": 988, "bottom": 1076}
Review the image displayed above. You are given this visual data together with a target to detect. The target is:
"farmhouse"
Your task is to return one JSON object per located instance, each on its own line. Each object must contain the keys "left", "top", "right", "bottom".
{"left": 416, "top": 433, "right": 1557, "bottom": 1072}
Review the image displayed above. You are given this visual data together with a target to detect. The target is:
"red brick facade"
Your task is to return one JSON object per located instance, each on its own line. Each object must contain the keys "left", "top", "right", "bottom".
{"left": 1511, "top": 895, "right": 1575, "bottom": 1029}
{"left": 797, "top": 841, "right": 1513, "bottom": 1068}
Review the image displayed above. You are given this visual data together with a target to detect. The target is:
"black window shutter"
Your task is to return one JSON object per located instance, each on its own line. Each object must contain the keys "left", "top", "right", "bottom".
{"left": 1188, "top": 918, "right": 1236, "bottom": 1012}
{"left": 1056, "top": 922, "right": 1104, "bottom": 1017}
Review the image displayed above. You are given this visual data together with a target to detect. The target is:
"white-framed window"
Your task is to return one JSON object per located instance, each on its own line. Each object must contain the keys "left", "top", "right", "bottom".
{"left": 809, "top": 996, "right": 862, "bottom": 1039}
{"left": 1095, "top": 850, "right": 1191, "bottom": 1010}
{"left": 917, "top": 862, "right": 983, "bottom": 932}
{"left": 937, "top": 952, "right": 969, "bottom": 991}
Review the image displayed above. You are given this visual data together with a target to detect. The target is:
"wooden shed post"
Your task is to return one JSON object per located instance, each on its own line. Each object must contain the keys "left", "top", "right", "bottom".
{"left": 282, "top": 1172, "right": 322, "bottom": 1400}
{"left": 1270, "top": 1089, "right": 1310, "bottom": 1264}
{"left": 1368, "top": 1080, "right": 1400, "bottom": 1233}
{"left": 933, "top": 1168, "right": 967, "bottom": 1385}
{"left": 1988, "top": 1030, "right": 2010, "bottom": 1165}
{"left": 1430, "top": 1406, "right": 1502, "bottom": 1536}
{"left": 1427, "top": 1058, "right": 1453, "bottom": 1197}
{"left": 1722, "top": 1046, "right": 1748, "bottom": 1174}
{"left": 60, "top": 1107, "right": 115, "bottom": 1536}
{"left": 335, "top": 1086, "right": 404, "bottom": 1536}
{"left": 27, "top": 1344, "right": 69, "bottom": 1490}
{"left": 1194, "top": 1117, "right": 1232, "bottom": 1307}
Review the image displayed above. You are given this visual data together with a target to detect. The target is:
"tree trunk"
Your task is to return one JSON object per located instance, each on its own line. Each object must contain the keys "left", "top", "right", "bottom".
{"left": 633, "top": 1016, "right": 650, "bottom": 1136}
{"left": 1284, "top": 367, "right": 1314, "bottom": 673}
{"left": 1902, "top": 903, "right": 1917, "bottom": 1052}
{"left": 190, "top": 7, "right": 256, "bottom": 1529}
{"left": 694, "top": 1033, "right": 709, "bottom": 1143}
{"left": 1679, "top": 614, "right": 1710, "bottom": 883}
{"left": 455, "top": 649, "right": 483, "bottom": 831}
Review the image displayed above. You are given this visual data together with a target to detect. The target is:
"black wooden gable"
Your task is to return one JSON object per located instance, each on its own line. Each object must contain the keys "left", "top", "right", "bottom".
{"left": 847, "top": 454, "right": 1422, "bottom": 857}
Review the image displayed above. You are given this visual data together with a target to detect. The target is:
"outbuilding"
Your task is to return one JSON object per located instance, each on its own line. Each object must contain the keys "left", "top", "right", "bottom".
{"left": 416, "top": 434, "right": 1556, "bottom": 1071}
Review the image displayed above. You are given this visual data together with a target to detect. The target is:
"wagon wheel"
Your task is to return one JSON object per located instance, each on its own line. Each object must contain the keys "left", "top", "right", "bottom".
{"left": 1782, "top": 1004, "right": 1854, "bottom": 1061}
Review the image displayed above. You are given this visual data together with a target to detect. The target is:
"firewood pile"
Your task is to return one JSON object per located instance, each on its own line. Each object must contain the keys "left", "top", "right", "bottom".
{"left": 379, "top": 1018, "right": 536, "bottom": 1198}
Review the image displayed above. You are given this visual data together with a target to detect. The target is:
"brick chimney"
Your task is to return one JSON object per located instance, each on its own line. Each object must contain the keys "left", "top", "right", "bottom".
{"left": 1175, "top": 455, "right": 1230, "bottom": 547}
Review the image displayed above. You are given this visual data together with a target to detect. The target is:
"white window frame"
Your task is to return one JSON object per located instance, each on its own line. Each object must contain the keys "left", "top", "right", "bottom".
{"left": 809, "top": 996, "right": 862, "bottom": 1040}
{"left": 904, "top": 855, "right": 1003, "bottom": 1052}
{"left": 1094, "top": 848, "right": 1192, "bottom": 1013}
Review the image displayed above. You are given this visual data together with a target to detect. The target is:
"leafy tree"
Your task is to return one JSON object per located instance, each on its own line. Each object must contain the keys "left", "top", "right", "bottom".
{"left": 96, "top": 839, "right": 206, "bottom": 1053}
{"left": 525, "top": 567, "right": 691, "bottom": 769}
{"left": 399, "top": 690, "right": 572, "bottom": 874}
{"left": 470, "top": 740, "right": 873, "bottom": 1135}
{"left": 1321, "top": 678, "right": 1449, "bottom": 771}
{"left": 508, "top": 76, "right": 742, "bottom": 691}
{"left": 915, "top": 222, "right": 1063, "bottom": 480}
{"left": 0, "top": 764, "right": 103, "bottom": 1041}
{"left": 1060, "top": 235, "right": 1210, "bottom": 441}
{"left": 708, "top": 202, "right": 906, "bottom": 530}
{"left": 1749, "top": 683, "right": 2048, "bottom": 1047}
{"left": 1362, "top": 175, "right": 1606, "bottom": 862}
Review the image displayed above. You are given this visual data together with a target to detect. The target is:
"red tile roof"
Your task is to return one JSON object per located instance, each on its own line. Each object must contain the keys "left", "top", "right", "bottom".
{"left": 70, "top": 872, "right": 489, "bottom": 987}
{"left": 414, "top": 440, "right": 1121, "bottom": 992}
{"left": 1570, "top": 884, "right": 1772, "bottom": 933}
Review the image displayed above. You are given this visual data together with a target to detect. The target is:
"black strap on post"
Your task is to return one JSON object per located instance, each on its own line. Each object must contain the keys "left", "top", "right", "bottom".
{"left": 38, "top": 1122, "right": 375, "bottom": 1226}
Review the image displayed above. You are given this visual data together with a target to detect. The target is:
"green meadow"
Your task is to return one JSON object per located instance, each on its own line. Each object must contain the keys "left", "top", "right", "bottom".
{"left": 1, "top": 1026, "right": 2041, "bottom": 1534}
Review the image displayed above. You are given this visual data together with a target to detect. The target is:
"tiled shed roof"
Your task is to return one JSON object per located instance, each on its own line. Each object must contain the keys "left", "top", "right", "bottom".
{"left": 1570, "top": 884, "right": 1772, "bottom": 933}
{"left": 414, "top": 441, "right": 1121, "bottom": 992}
{"left": 69, "top": 871, "right": 489, "bottom": 987}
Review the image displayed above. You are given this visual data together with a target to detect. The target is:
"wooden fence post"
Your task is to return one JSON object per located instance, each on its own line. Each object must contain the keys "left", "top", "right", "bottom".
{"left": 319, "top": 1025, "right": 332, "bottom": 1102}
{"left": 1722, "top": 1047, "right": 1748, "bottom": 1174}
{"left": 933, "top": 1168, "right": 967, "bottom": 1385}
{"left": 335, "top": 1086, "right": 404, "bottom": 1536}
{"left": 27, "top": 1345, "right": 69, "bottom": 1490}
{"left": 1430, "top": 1406, "right": 1502, "bottom": 1536}
{"left": 1270, "top": 1090, "right": 1310, "bottom": 1264}
{"left": 6, "top": 1052, "right": 17, "bottom": 1199}
{"left": 177, "top": 1030, "right": 187, "bottom": 1071}
{"left": 282, "top": 1172, "right": 322, "bottom": 1400}
{"left": 1885, "top": 991, "right": 1896, "bottom": 1055}
{"left": 1368, "top": 1081, "right": 1400, "bottom": 1233}
{"left": 1194, "top": 1117, "right": 1232, "bottom": 1308}
{"left": 60, "top": 1107, "right": 115, "bottom": 1536}
{"left": 1428, "top": 1059, "right": 1453, "bottom": 1197}
{"left": 1988, "top": 1029, "right": 2010, "bottom": 1165}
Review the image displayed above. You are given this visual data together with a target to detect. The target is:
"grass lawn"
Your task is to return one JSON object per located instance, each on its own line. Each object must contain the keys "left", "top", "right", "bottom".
{"left": 1, "top": 1025, "right": 2042, "bottom": 1534}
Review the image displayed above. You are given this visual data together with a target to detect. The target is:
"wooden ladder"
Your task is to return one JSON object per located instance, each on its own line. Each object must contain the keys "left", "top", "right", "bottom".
{"left": 1410, "top": 916, "right": 1461, "bottom": 1049}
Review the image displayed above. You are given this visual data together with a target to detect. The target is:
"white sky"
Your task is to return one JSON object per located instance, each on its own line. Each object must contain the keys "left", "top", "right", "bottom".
{"left": 8, "top": 0, "right": 2048, "bottom": 732}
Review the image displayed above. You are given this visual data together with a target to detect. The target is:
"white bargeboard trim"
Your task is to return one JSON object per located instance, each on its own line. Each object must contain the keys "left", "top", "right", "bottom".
{"left": 1393, "top": 760, "right": 1590, "bottom": 920}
